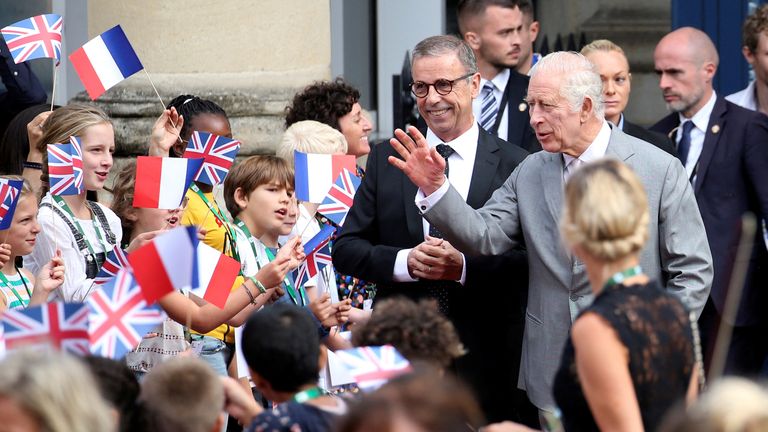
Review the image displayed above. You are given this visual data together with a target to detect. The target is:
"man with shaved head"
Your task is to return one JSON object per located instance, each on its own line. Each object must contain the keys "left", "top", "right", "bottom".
{"left": 652, "top": 27, "right": 768, "bottom": 376}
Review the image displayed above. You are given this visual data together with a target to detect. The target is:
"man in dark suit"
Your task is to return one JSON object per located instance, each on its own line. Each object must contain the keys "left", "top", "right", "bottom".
{"left": 651, "top": 27, "right": 768, "bottom": 375}
{"left": 333, "top": 35, "right": 535, "bottom": 424}
{"left": 581, "top": 39, "right": 676, "bottom": 155}
{"left": 457, "top": 0, "right": 540, "bottom": 153}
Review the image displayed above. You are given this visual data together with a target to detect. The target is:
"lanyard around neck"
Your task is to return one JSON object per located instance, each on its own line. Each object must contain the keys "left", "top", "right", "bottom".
{"left": 291, "top": 386, "right": 326, "bottom": 404}
{"left": 190, "top": 184, "right": 240, "bottom": 262}
{"left": 234, "top": 218, "right": 262, "bottom": 271}
{"left": 603, "top": 265, "right": 643, "bottom": 291}
{"left": 53, "top": 195, "right": 107, "bottom": 256}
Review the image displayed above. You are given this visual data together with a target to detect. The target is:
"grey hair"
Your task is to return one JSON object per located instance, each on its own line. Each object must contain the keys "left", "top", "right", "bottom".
{"left": 0, "top": 348, "right": 115, "bottom": 432}
{"left": 529, "top": 51, "right": 605, "bottom": 119}
{"left": 411, "top": 35, "right": 478, "bottom": 75}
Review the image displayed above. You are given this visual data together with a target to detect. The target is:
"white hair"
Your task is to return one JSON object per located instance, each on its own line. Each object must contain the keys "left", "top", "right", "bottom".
{"left": 529, "top": 51, "right": 605, "bottom": 119}
{"left": 278, "top": 120, "right": 348, "bottom": 165}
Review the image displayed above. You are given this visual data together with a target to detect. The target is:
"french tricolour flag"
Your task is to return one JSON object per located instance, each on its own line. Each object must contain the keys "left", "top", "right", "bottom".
{"left": 190, "top": 243, "right": 240, "bottom": 309}
{"left": 133, "top": 156, "right": 203, "bottom": 209}
{"left": 294, "top": 151, "right": 357, "bottom": 203}
{"left": 127, "top": 226, "right": 197, "bottom": 304}
{"left": 69, "top": 25, "right": 143, "bottom": 100}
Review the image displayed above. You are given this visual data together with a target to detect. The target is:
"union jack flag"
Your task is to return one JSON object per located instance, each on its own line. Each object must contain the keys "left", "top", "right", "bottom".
{"left": 335, "top": 345, "right": 412, "bottom": 391}
{"left": 1, "top": 302, "right": 90, "bottom": 355}
{"left": 87, "top": 269, "right": 165, "bottom": 359}
{"left": 47, "top": 137, "right": 83, "bottom": 196}
{"left": 183, "top": 131, "right": 241, "bottom": 186}
{"left": 293, "top": 225, "right": 335, "bottom": 289}
{"left": 93, "top": 246, "right": 131, "bottom": 286}
{"left": 0, "top": 178, "right": 23, "bottom": 230}
{"left": 317, "top": 169, "right": 361, "bottom": 227}
{"left": 1, "top": 14, "right": 63, "bottom": 64}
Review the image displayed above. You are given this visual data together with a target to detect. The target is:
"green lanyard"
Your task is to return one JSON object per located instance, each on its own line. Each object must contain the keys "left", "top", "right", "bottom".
{"left": 53, "top": 195, "right": 107, "bottom": 260}
{"left": 190, "top": 184, "right": 240, "bottom": 262}
{"left": 0, "top": 268, "right": 32, "bottom": 309}
{"left": 291, "top": 386, "right": 326, "bottom": 404}
{"left": 603, "top": 265, "right": 643, "bottom": 291}
{"left": 234, "top": 218, "right": 261, "bottom": 270}
{"left": 264, "top": 247, "right": 306, "bottom": 306}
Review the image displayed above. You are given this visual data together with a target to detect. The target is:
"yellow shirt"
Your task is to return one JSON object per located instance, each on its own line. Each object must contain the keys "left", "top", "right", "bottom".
{"left": 182, "top": 187, "right": 241, "bottom": 343}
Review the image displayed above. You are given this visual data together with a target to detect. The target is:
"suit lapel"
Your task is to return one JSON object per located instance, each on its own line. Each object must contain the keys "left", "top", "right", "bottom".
{"left": 466, "top": 131, "right": 501, "bottom": 208}
{"left": 605, "top": 125, "right": 636, "bottom": 163}
{"left": 541, "top": 152, "right": 564, "bottom": 221}
{"left": 401, "top": 170, "right": 424, "bottom": 242}
{"left": 693, "top": 97, "right": 727, "bottom": 193}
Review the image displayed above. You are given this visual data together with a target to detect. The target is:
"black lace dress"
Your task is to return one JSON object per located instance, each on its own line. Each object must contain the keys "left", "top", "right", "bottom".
{"left": 553, "top": 280, "right": 694, "bottom": 432}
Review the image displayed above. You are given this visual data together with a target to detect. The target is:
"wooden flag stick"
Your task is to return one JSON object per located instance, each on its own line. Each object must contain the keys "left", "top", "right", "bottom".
{"left": 50, "top": 62, "right": 58, "bottom": 112}
{"left": 144, "top": 69, "right": 183, "bottom": 147}
{"left": 708, "top": 213, "right": 757, "bottom": 382}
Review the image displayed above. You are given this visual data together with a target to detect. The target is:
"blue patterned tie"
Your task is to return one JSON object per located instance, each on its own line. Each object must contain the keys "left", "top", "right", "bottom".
{"left": 677, "top": 120, "right": 694, "bottom": 167}
{"left": 479, "top": 82, "right": 498, "bottom": 131}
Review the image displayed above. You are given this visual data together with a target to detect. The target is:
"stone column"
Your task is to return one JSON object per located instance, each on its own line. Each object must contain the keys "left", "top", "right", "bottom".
{"left": 76, "top": 0, "right": 331, "bottom": 156}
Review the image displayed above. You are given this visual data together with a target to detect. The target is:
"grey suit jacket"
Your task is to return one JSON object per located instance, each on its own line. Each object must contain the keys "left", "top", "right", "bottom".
{"left": 424, "top": 126, "right": 712, "bottom": 409}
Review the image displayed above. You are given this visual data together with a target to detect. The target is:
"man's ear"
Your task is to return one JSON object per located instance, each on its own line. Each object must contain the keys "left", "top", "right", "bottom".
{"left": 581, "top": 96, "right": 594, "bottom": 122}
{"left": 743, "top": 45, "right": 756, "bottom": 66}
{"left": 528, "top": 20, "right": 540, "bottom": 42}
{"left": 464, "top": 31, "right": 481, "bottom": 50}
{"left": 233, "top": 187, "right": 249, "bottom": 212}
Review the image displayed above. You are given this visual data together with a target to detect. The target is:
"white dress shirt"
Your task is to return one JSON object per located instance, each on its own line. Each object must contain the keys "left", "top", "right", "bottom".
{"left": 726, "top": 81, "right": 757, "bottom": 111}
{"left": 473, "top": 69, "right": 510, "bottom": 140}
{"left": 562, "top": 120, "right": 612, "bottom": 181}
{"left": 392, "top": 123, "right": 480, "bottom": 284}
{"left": 677, "top": 91, "right": 717, "bottom": 180}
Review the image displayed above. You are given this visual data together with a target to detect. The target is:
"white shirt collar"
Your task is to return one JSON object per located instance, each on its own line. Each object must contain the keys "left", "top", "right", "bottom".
{"left": 425, "top": 122, "right": 480, "bottom": 161}
{"left": 563, "top": 120, "right": 612, "bottom": 166}
{"left": 480, "top": 68, "right": 510, "bottom": 93}
{"left": 679, "top": 91, "right": 717, "bottom": 132}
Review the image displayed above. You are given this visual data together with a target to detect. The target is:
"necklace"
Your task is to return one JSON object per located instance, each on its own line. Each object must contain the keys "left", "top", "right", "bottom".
{"left": 603, "top": 265, "right": 643, "bottom": 291}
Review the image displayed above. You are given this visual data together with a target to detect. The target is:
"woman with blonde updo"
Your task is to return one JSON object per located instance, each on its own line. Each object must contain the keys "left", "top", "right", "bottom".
{"left": 551, "top": 158, "right": 698, "bottom": 431}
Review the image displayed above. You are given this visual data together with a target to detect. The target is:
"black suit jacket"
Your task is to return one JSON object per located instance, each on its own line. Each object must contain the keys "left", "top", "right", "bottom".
{"left": 333, "top": 127, "right": 531, "bottom": 422}
{"left": 497, "top": 70, "right": 540, "bottom": 153}
{"left": 622, "top": 118, "right": 676, "bottom": 156}
{"left": 651, "top": 97, "right": 768, "bottom": 326}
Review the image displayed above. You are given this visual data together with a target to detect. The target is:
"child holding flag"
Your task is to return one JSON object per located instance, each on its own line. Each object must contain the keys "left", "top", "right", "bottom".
{"left": 0, "top": 178, "right": 65, "bottom": 310}
{"left": 25, "top": 103, "right": 152, "bottom": 302}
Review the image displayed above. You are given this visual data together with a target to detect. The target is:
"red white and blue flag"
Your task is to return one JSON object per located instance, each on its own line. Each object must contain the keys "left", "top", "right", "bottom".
{"left": 133, "top": 156, "right": 203, "bottom": 209}
{"left": 128, "top": 226, "right": 198, "bottom": 304}
{"left": 335, "top": 345, "right": 412, "bottom": 391}
{"left": 293, "top": 225, "right": 335, "bottom": 289}
{"left": 190, "top": 242, "right": 240, "bottom": 309}
{"left": 183, "top": 131, "right": 241, "bottom": 186}
{"left": 87, "top": 269, "right": 165, "bottom": 359}
{"left": 317, "top": 169, "right": 360, "bottom": 226}
{"left": 93, "top": 246, "right": 131, "bottom": 286}
{"left": 0, "top": 14, "right": 63, "bottom": 64}
{"left": 1, "top": 302, "right": 90, "bottom": 355}
{"left": 0, "top": 178, "right": 23, "bottom": 230}
{"left": 47, "top": 137, "right": 84, "bottom": 196}
{"left": 69, "top": 25, "right": 143, "bottom": 100}
{"left": 294, "top": 151, "right": 357, "bottom": 203}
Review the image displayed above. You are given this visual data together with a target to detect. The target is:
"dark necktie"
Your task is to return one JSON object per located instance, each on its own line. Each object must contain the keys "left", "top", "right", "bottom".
{"left": 677, "top": 120, "right": 694, "bottom": 167}
{"left": 429, "top": 144, "right": 455, "bottom": 238}
{"left": 426, "top": 144, "right": 455, "bottom": 315}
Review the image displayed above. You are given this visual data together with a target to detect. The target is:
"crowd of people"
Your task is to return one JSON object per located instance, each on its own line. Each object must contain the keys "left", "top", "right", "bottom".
{"left": 1, "top": 0, "right": 768, "bottom": 431}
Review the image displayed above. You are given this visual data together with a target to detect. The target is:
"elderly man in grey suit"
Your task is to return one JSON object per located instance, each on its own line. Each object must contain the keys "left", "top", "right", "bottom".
{"left": 387, "top": 51, "right": 712, "bottom": 411}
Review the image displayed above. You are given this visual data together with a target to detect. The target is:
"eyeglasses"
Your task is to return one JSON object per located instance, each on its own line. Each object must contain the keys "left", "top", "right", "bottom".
{"left": 410, "top": 72, "right": 475, "bottom": 98}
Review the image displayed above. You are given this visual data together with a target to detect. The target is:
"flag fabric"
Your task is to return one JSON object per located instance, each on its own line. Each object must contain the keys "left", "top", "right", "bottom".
{"left": 47, "top": 138, "right": 84, "bottom": 196}
{"left": 1, "top": 302, "right": 90, "bottom": 355}
{"left": 0, "top": 14, "right": 63, "bottom": 64}
{"left": 133, "top": 156, "right": 203, "bottom": 209}
{"left": 0, "top": 323, "right": 5, "bottom": 360}
{"left": 294, "top": 151, "right": 357, "bottom": 203}
{"left": 189, "top": 242, "right": 240, "bottom": 309}
{"left": 317, "top": 169, "right": 361, "bottom": 226}
{"left": 183, "top": 131, "right": 241, "bottom": 186}
{"left": 293, "top": 225, "right": 335, "bottom": 290}
{"left": 0, "top": 178, "right": 23, "bottom": 230}
{"left": 127, "top": 226, "right": 198, "bottom": 304}
{"left": 87, "top": 269, "right": 165, "bottom": 359}
{"left": 69, "top": 25, "right": 143, "bottom": 100}
{"left": 335, "top": 345, "right": 412, "bottom": 391}
{"left": 93, "top": 246, "right": 131, "bottom": 286}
